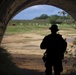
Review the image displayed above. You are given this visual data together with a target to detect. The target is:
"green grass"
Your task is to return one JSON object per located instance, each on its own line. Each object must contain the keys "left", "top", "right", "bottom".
{"left": 59, "top": 24, "right": 73, "bottom": 28}
{"left": 5, "top": 24, "right": 49, "bottom": 34}
{"left": 5, "top": 23, "right": 76, "bottom": 35}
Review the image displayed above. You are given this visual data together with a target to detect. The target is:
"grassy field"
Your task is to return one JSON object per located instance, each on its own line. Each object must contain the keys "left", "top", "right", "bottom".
{"left": 6, "top": 22, "right": 76, "bottom": 35}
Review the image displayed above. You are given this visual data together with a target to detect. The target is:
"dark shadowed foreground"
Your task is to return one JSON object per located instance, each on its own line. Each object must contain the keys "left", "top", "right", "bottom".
{"left": 12, "top": 54, "right": 76, "bottom": 75}
{"left": 0, "top": 47, "right": 76, "bottom": 75}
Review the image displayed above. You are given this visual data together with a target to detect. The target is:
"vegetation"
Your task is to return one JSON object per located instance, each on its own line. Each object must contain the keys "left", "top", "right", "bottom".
{"left": 33, "top": 11, "right": 75, "bottom": 24}
{"left": 34, "top": 14, "right": 49, "bottom": 19}
{"left": 6, "top": 20, "right": 75, "bottom": 35}
{"left": 73, "top": 38, "right": 76, "bottom": 45}
{"left": 49, "top": 15, "right": 59, "bottom": 24}
{"left": 7, "top": 10, "right": 76, "bottom": 34}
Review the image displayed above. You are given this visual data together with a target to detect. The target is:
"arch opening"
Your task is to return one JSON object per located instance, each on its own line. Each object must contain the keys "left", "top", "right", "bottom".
{"left": 0, "top": 0, "right": 76, "bottom": 44}
{"left": 1, "top": 4, "right": 75, "bottom": 74}
{"left": 0, "top": 0, "right": 76, "bottom": 74}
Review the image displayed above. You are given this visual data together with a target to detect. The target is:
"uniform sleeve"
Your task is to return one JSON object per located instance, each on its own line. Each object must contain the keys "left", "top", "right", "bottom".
{"left": 40, "top": 36, "right": 47, "bottom": 49}
{"left": 59, "top": 34, "right": 67, "bottom": 53}
{"left": 62, "top": 38, "right": 67, "bottom": 53}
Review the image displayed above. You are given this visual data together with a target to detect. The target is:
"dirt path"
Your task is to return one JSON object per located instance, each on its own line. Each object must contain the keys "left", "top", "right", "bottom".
{"left": 1, "top": 33, "right": 45, "bottom": 55}
{"left": 1, "top": 33, "right": 76, "bottom": 75}
{"left": 1, "top": 32, "right": 76, "bottom": 55}
{"left": 11, "top": 54, "right": 76, "bottom": 75}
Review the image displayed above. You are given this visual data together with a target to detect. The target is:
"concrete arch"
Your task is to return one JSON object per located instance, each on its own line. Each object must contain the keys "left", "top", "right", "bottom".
{"left": 0, "top": 0, "right": 76, "bottom": 43}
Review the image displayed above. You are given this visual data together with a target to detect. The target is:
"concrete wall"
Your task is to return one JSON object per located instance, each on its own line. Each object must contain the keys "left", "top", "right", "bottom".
{"left": 0, "top": 0, "right": 76, "bottom": 43}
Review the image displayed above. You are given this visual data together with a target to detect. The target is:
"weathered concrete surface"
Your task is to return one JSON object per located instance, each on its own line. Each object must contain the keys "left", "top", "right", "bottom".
{"left": 0, "top": 0, "right": 76, "bottom": 43}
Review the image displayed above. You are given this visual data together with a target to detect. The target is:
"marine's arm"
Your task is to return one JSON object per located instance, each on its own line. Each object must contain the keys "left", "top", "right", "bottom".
{"left": 40, "top": 36, "right": 47, "bottom": 49}
{"left": 59, "top": 34, "right": 67, "bottom": 53}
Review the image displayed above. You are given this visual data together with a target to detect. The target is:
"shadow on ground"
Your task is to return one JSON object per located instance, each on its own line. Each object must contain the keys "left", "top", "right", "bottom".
{"left": 0, "top": 46, "right": 44, "bottom": 75}
{"left": 18, "top": 68, "right": 45, "bottom": 75}
{"left": 0, "top": 47, "right": 76, "bottom": 75}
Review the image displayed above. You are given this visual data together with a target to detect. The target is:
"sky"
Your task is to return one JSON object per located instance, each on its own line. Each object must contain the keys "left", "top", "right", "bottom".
{"left": 13, "top": 5, "right": 63, "bottom": 20}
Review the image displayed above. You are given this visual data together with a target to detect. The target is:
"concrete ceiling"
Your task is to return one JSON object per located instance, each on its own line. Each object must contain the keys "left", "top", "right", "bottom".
{"left": 0, "top": 0, "right": 76, "bottom": 43}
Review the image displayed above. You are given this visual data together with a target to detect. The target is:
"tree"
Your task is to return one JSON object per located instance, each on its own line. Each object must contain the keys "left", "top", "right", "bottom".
{"left": 49, "top": 15, "right": 59, "bottom": 24}
{"left": 58, "top": 10, "right": 67, "bottom": 16}
{"left": 34, "top": 14, "right": 49, "bottom": 19}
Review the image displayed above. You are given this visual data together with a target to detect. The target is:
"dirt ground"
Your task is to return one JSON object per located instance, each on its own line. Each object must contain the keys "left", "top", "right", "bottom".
{"left": 1, "top": 33, "right": 76, "bottom": 75}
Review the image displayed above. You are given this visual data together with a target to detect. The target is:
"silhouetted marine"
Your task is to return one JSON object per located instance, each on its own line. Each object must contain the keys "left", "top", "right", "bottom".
{"left": 40, "top": 24, "right": 67, "bottom": 75}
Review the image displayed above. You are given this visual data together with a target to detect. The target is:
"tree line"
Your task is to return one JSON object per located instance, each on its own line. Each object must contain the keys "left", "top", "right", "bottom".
{"left": 33, "top": 11, "right": 75, "bottom": 24}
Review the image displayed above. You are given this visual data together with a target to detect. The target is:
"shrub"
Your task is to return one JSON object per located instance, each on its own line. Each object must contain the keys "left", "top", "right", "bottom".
{"left": 73, "top": 38, "right": 76, "bottom": 45}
